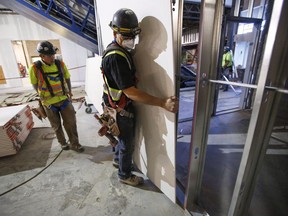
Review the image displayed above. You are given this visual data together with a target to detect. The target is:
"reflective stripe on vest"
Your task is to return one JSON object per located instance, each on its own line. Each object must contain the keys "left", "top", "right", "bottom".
{"left": 33, "top": 60, "right": 68, "bottom": 101}
{"left": 103, "top": 50, "right": 131, "bottom": 102}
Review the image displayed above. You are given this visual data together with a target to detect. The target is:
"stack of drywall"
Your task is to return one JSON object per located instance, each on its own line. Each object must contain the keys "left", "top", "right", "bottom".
{"left": 0, "top": 105, "right": 34, "bottom": 157}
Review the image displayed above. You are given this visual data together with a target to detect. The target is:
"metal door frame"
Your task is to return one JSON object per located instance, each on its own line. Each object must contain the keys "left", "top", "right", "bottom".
{"left": 212, "top": 16, "right": 262, "bottom": 115}
{"left": 184, "top": 0, "right": 287, "bottom": 215}
{"left": 184, "top": 0, "right": 223, "bottom": 212}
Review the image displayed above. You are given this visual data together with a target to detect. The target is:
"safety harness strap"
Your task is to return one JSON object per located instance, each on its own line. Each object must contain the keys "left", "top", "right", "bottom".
{"left": 35, "top": 60, "right": 54, "bottom": 97}
{"left": 48, "top": 99, "right": 69, "bottom": 112}
{"left": 101, "top": 44, "right": 133, "bottom": 109}
{"left": 102, "top": 70, "right": 128, "bottom": 109}
{"left": 55, "top": 60, "right": 66, "bottom": 96}
{"left": 34, "top": 60, "right": 66, "bottom": 97}
{"left": 102, "top": 44, "right": 133, "bottom": 67}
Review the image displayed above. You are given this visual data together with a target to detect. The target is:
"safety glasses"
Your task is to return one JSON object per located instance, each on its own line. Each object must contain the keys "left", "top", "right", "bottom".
{"left": 110, "top": 23, "right": 141, "bottom": 38}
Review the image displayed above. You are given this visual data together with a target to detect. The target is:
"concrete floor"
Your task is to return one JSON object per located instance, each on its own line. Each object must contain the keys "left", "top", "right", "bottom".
{"left": 2, "top": 82, "right": 287, "bottom": 216}
{"left": 0, "top": 84, "right": 190, "bottom": 216}
{"left": 176, "top": 87, "right": 288, "bottom": 216}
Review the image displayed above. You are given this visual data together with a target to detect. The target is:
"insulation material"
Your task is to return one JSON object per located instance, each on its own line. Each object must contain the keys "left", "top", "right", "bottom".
{"left": 0, "top": 105, "right": 34, "bottom": 157}
{"left": 95, "top": 0, "right": 176, "bottom": 202}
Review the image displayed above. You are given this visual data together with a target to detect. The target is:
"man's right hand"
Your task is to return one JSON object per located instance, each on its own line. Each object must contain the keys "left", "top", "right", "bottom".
{"left": 123, "top": 87, "right": 179, "bottom": 113}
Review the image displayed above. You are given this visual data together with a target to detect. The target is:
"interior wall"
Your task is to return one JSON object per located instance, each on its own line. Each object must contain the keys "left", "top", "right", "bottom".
{"left": 0, "top": 39, "right": 22, "bottom": 88}
{"left": 95, "top": 0, "right": 177, "bottom": 202}
{"left": 0, "top": 13, "right": 88, "bottom": 89}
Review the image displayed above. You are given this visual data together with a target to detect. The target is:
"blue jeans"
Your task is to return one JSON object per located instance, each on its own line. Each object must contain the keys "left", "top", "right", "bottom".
{"left": 114, "top": 108, "right": 135, "bottom": 180}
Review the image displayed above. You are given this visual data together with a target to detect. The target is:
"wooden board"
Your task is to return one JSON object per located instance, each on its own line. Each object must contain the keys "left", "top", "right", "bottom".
{"left": 0, "top": 66, "right": 6, "bottom": 84}
{"left": 0, "top": 105, "right": 34, "bottom": 157}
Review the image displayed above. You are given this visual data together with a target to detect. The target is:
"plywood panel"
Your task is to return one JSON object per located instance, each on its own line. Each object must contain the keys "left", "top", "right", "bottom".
{"left": 0, "top": 66, "right": 6, "bottom": 84}
{"left": 95, "top": 0, "right": 176, "bottom": 202}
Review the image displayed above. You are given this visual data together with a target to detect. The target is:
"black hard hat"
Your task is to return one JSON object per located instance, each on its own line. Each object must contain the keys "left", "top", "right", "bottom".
{"left": 37, "top": 41, "right": 58, "bottom": 55}
{"left": 109, "top": 8, "right": 141, "bottom": 37}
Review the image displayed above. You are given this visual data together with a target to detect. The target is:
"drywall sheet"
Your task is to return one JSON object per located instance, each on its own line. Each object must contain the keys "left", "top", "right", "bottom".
{"left": 0, "top": 105, "right": 34, "bottom": 157}
{"left": 85, "top": 56, "right": 104, "bottom": 113}
{"left": 95, "top": 0, "right": 176, "bottom": 202}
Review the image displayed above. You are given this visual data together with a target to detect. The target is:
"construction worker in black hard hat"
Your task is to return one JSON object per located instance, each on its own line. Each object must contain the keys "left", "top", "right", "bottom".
{"left": 29, "top": 41, "right": 84, "bottom": 153}
{"left": 100, "top": 8, "right": 178, "bottom": 186}
{"left": 109, "top": 9, "right": 141, "bottom": 40}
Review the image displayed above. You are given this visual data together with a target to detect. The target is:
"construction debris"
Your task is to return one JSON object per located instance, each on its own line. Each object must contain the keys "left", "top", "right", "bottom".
{"left": 0, "top": 91, "right": 38, "bottom": 107}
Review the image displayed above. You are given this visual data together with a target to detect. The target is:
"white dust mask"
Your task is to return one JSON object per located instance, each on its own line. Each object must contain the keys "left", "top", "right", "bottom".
{"left": 122, "top": 38, "right": 135, "bottom": 51}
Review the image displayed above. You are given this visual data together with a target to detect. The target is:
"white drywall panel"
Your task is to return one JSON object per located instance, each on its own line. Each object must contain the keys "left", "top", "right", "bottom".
{"left": 95, "top": 0, "right": 176, "bottom": 202}
{"left": 85, "top": 56, "right": 103, "bottom": 113}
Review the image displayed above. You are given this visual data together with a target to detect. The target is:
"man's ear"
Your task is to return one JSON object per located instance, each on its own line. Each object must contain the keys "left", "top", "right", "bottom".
{"left": 115, "top": 33, "right": 123, "bottom": 44}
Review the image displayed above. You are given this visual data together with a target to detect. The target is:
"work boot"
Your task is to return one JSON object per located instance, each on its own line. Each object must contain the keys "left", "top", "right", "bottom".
{"left": 112, "top": 159, "right": 119, "bottom": 168}
{"left": 61, "top": 143, "right": 69, "bottom": 150}
{"left": 119, "top": 175, "right": 144, "bottom": 186}
{"left": 112, "top": 159, "right": 135, "bottom": 171}
{"left": 70, "top": 144, "right": 84, "bottom": 153}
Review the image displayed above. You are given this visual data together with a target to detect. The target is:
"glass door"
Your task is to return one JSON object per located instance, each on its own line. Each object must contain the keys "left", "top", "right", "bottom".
{"left": 183, "top": 1, "right": 287, "bottom": 216}
{"left": 212, "top": 17, "right": 262, "bottom": 115}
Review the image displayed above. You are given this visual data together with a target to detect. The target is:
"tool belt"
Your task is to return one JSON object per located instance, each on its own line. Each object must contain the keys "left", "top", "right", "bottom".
{"left": 116, "top": 107, "right": 134, "bottom": 118}
{"left": 98, "top": 105, "right": 134, "bottom": 137}
{"left": 31, "top": 100, "right": 47, "bottom": 121}
{"left": 99, "top": 106, "right": 120, "bottom": 136}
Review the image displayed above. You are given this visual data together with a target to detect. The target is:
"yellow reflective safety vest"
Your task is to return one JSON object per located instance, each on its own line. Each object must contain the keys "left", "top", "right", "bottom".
{"left": 101, "top": 44, "right": 134, "bottom": 109}
{"left": 32, "top": 60, "right": 69, "bottom": 103}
